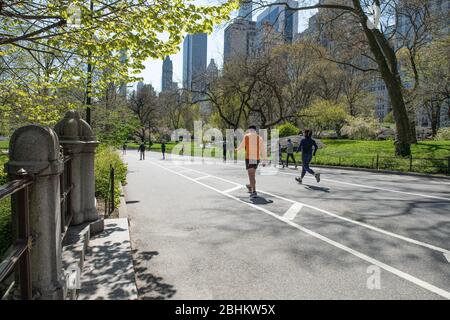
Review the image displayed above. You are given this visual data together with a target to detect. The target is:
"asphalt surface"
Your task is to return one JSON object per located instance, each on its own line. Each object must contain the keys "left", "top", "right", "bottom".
{"left": 124, "top": 151, "right": 450, "bottom": 300}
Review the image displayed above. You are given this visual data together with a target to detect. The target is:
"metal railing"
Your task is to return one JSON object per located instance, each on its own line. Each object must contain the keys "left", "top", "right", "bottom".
{"left": 60, "top": 155, "right": 74, "bottom": 239}
{"left": 104, "top": 165, "right": 115, "bottom": 216}
{"left": 311, "top": 153, "right": 450, "bottom": 175}
{"left": 0, "top": 169, "right": 33, "bottom": 300}
{"left": 1, "top": 153, "right": 75, "bottom": 299}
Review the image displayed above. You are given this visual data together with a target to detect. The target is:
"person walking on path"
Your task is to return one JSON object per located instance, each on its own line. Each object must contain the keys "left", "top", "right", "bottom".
{"left": 286, "top": 139, "right": 297, "bottom": 169}
{"left": 161, "top": 142, "right": 166, "bottom": 160}
{"left": 138, "top": 143, "right": 146, "bottom": 160}
{"left": 223, "top": 140, "right": 227, "bottom": 161}
{"left": 295, "top": 129, "right": 320, "bottom": 184}
{"left": 122, "top": 143, "right": 127, "bottom": 155}
{"left": 236, "top": 125, "right": 267, "bottom": 199}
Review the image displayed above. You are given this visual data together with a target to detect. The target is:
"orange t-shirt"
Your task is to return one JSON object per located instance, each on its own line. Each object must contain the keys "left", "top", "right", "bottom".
{"left": 243, "top": 133, "right": 264, "bottom": 160}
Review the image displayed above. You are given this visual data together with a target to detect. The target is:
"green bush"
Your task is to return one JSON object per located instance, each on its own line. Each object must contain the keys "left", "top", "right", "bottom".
{"left": 0, "top": 156, "right": 11, "bottom": 258}
{"left": 277, "top": 122, "right": 299, "bottom": 138}
{"left": 95, "top": 145, "right": 127, "bottom": 208}
{"left": 340, "top": 116, "right": 380, "bottom": 140}
{"left": 435, "top": 127, "right": 450, "bottom": 141}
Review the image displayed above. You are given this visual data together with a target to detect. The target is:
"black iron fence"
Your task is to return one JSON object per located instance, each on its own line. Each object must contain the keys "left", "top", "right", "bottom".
{"left": 104, "top": 165, "right": 115, "bottom": 216}
{"left": 0, "top": 170, "right": 33, "bottom": 300}
{"left": 311, "top": 153, "right": 450, "bottom": 175}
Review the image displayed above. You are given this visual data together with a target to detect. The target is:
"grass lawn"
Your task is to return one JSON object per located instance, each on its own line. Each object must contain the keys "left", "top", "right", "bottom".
{"left": 286, "top": 139, "right": 450, "bottom": 175}
{"left": 0, "top": 140, "right": 9, "bottom": 150}
{"left": 127, "top": 139, "right": 449, "bottom": 175}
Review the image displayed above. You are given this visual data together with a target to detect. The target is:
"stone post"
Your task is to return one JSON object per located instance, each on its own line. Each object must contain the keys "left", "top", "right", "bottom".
{"left": 54, "top": 111, "right": 100, "bottom": 225}
{"left": 6, "top": 125, "right": 65, "bottom": 299}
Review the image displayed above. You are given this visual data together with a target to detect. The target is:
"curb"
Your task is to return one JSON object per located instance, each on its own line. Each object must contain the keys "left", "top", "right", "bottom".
{"left": 312, "top": 164, "right": 450, "bottom": 180}
{"left": 118, "top": 182, "right": 128, "bottom": 219}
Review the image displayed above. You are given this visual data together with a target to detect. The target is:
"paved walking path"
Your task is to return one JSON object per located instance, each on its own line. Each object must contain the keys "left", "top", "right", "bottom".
{"left": 78, "top": 218, "right": 138, "bottom": 300}
{"left": 124, "top": 151, "right": 450, "bottom": 300}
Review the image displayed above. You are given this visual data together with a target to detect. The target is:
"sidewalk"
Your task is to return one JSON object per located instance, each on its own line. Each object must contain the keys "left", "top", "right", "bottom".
{"left": 78, "top": 218, "right": 138, "bottom": 300}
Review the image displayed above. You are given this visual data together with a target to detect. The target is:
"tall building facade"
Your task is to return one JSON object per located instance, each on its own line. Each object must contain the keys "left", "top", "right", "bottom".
{"left": 183, "top": 33, "right": 208, "bottom": 91}
{"left": 239, "top": 0, "right": 253, "bottom": 21}
{"left": 255, "top": 0, "right": 299, "bottom": 48}
{"left": 161, "top": 56, "right": 173, "bottom": 92}
{"left": 224, "top": 19, "right": 256, "bottom": 63}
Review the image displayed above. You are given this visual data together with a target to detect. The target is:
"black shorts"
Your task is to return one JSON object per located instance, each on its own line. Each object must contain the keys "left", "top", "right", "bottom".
{"left": 245, "top": 159, "right": 260, "bottom": 170}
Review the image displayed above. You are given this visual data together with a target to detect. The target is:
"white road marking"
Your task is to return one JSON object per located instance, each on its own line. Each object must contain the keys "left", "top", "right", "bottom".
{"left": 193, "top": 175, "right": 210, "bottom": 181}
{"left": 223, "top": 186, "right": 244, "bottom": 193}
{"left": 147, "top": 159, "right": 450, "bottom": 300}
{"left": 278, "top": 171, "right": 450, "bottom": 201}
{"left": 283, "top": 203, "right": 304, "bottom": 221}
{"left": 444, "top": 253, "right": 450, "bottom": 263}
{"left": 174, "top": 166, "right": 450, "bottom": 255}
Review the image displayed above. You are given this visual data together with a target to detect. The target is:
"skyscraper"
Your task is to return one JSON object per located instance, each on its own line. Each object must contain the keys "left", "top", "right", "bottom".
{"left": 239, "top": 0, "right": 253, "bottom": 21}
{"left": 183, "top": 33, "right": 208, "bottom": 91}
{"left": 224, "top": 19, "right": 256, "bottom": 63}
{"left": 256, "top": 0, "right": 298, "bottom": 46}
{"left": 161, "top": 56, "right": 173, "bottom": 92}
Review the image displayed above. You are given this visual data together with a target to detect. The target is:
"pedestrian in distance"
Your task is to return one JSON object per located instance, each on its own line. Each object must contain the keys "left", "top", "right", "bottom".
{"left": 236, "top": 125, "right": 267, "bottom": 199}
{"left": 295, "top": 129, "right": 320, "bottom": 184}
{"left": 223, "top": 140, "right": 229, "bottom": 162}
{"left": 122, "top": 143, "right": 127, "bottom": 155}
{"left": 286, "top": 139, "right": 297, "bottom": 169}
{"left": 138, "top": 142, "right": 146, "bottom": 160}
{"left": 161, "top": 142, "right": 166, "bottom": 160}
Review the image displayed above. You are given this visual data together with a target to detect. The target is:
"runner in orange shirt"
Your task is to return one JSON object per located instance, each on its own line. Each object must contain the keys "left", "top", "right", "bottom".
{"left": 236, "top": 125, "right": 267, "bottom": 199}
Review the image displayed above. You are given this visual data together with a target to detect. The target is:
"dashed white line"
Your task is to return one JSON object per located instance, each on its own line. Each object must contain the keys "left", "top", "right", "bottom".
{"left": 148, "top": 159, "right": 450, "bottom": 300}
{"left": 174, "top": 166, "right": 450, "bottom": 255}
{"left": 193, "top": 175, "right": 211, "bottom": 181}
{"left": 283, "top": 203, "right": 304, "bottom": 221}
{"left": 223, "top": 185, "right": 244, "bottom": 194}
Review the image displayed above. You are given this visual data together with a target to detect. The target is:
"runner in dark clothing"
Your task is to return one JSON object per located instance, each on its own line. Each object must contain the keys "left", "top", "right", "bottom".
{"left": 122, "top": 143, "right": 127, "bottom": 155}
{"left": 295, "top": 130, "right": 320, "bottom": 184}
{"left": 138, "top": 143, "right": 146, "bottom": 160}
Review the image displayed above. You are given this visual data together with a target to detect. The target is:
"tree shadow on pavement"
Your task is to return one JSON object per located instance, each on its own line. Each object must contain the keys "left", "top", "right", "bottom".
{"left": 131, "top": 249, "right": 177, "bottom": 300}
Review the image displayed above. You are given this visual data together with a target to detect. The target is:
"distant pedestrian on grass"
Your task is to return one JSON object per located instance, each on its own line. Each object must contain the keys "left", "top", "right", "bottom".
{"left": 161, "top": 142, "right": 166, "bottom": 160}
{"left": 295, "top": 129, "right": 320, "bottom": 184}
{"left": 286, "top": 139, "right": 297, "bottom": 169}
{"left": 138, "top": 143, "right": 146, "bottom": 160}
{"left": 122, "top": 143, "right": 127, "bottom": 155}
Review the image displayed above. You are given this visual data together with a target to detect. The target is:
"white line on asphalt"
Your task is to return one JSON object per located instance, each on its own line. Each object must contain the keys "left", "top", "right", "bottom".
{"left": 193, "top": 175, "right": 211, "bottom": 181}
{"left": 148, "top": 160, "right": 450, "bottom": 300}
{"left": 444, "top": 253, "right": 450, "bottom": 263}
{"left": 283, "top": 203, "right": 304, "bottom": 221}
{"left": 174, "top": 166, "right": 450, "bottom": 255}
{"left": 223, "top": 186, "right": 244, "bottom": 194}
{"left": 278, "top": 171, "right": 450, "bottom": 201}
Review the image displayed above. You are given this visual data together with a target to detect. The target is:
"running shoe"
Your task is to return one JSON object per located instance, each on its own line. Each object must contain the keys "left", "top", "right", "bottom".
{"left": 315, "top": 173, "right": 321, "bottom": 183}
{"left": 295, "top": 177, "right": 302, "bottom": 184}
{"left": 250, "top": 191, "right": 258, "bottom": 199}
{"left": 246, "top": 184, "right": 252, "bottom": 193}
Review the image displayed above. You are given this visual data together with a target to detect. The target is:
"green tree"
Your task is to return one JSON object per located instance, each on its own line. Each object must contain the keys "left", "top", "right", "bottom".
{"left": 301, "top": 100, "right": 349, "bottom": 137}
{"left": 277, "top": 123, "right": 299, "bottom": 138}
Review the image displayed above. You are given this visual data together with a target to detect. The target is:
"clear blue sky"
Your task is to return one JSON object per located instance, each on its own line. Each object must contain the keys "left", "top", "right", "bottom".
{"left": 134, "top": 1, "right": 315, "bottom": 93}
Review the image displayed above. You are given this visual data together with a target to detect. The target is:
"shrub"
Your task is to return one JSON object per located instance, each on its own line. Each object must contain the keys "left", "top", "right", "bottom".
{"left": 0, "top": 156, "right": 11, "bottom": 257}
{"left": 95, "top": 145, "right": 127, "bottom": 208}
{"left": 435, "top": 127, "right": 450, "bottom": 141}
{"left": 277, "top": 122, "right": 299, "bottom": 138}
{"left": 301, "top": 100, "right": 348, "bottom": 137}
{"left": 340, "top": 116, "right": 380, "bottom": 140}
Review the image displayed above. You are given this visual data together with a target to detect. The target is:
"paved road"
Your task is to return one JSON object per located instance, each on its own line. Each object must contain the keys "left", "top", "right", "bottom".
{"left": 124, "top": 151, "right": 450, "bottom": 300}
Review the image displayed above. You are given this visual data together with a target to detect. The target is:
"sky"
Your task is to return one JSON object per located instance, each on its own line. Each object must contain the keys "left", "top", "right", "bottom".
{"left": 134, "top": 2, "right": 316, "bottom": 93}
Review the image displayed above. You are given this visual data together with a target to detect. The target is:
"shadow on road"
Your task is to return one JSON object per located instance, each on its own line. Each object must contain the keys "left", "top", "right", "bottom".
{"left": 132, "top": 249, "right": 177, "bottom": 300}
{"left": 303, "top": 185, "right": 331, "bottom": 193}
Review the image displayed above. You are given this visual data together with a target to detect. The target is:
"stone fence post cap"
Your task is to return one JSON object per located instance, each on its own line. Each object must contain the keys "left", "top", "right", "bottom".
{"left": 54, "top": 110, "right": 96, "bottom": 142}
{"left": 7, "top": 125, "right": 63, "bottom": 175}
